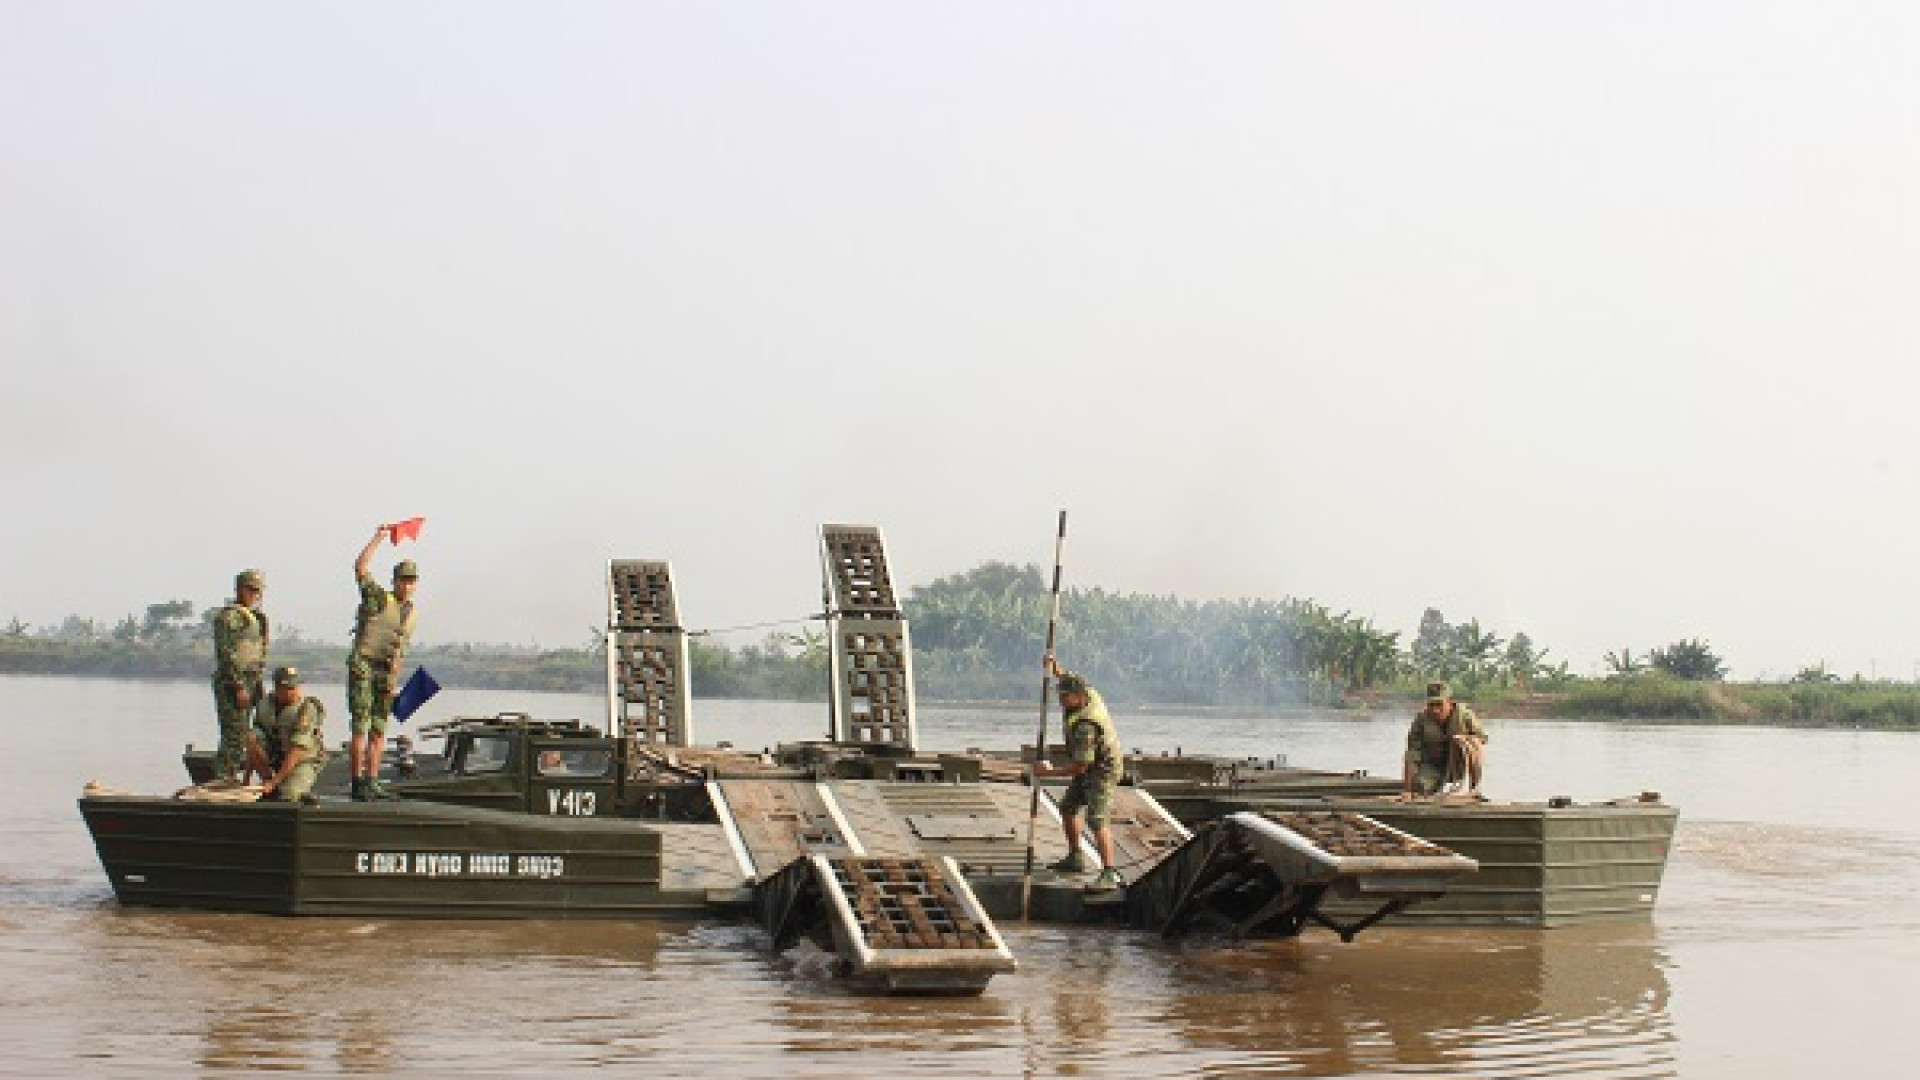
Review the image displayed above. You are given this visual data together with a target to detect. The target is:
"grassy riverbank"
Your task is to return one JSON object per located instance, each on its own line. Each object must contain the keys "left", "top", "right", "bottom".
{"left": 1427, "top": 675, "right": 1920, "bottom": 729}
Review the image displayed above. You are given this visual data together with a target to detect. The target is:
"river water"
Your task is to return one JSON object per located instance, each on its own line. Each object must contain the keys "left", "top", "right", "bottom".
{"left": 2, "top": 674, "right": 1912, "bottom": 1078}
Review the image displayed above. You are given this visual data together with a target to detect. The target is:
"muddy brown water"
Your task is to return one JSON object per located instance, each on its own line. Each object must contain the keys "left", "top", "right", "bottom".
{"left": 4, "top": 674, "right": 1914, "bottom": 1077}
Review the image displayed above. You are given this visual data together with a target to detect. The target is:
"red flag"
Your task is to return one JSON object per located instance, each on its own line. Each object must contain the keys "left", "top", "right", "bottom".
{"left": 389, "top": 517, "right": 425, "bottom": 545}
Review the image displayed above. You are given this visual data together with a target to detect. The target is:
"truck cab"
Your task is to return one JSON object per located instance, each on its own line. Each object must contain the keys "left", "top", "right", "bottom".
{"left": 406, "top": 714, "right": 620, "bottom": 817}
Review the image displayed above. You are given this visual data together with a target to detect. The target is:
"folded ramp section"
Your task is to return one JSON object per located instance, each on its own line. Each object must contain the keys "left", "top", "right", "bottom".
{"left": 757, "top": 855, "right": 1015, "bottom": 994}
{"left": 711, "top": 779, "right": 859, "bottom": 879}
{"left": 1126, "top": 809, "right": 1477, "bottom": 942}
{"left": 820, "top": 525, "right": 917, "bottom": 751}
{"left": 607, "top": 560, "right": 694, "bottom": 753}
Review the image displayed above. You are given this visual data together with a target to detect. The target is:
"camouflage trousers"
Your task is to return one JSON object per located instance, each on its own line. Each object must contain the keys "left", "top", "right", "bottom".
{"left": 347, "top": 656, "right": 395, "bottom": 737}
{"left": 271, "top": 759, "right": 324, "bottom": 802}
{"left": 1412, "top": 754, "right": 1468, "bottom": 795}
{"left": 1057, "top": 773, "right": 1117, "bottom": 829}
{"left": 212, "top": 676, "right": 261, "bottom": 780}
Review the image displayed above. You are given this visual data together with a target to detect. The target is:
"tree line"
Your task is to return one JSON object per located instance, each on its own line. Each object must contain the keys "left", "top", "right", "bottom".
{"left": 11, "top": 564, "right": 1917, "bottom": 728}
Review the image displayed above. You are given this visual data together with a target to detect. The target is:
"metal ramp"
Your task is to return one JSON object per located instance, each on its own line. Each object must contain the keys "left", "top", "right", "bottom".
{"left": 756, "top": 854, "right": 1015, "bottom": 993}
{"left": 709, "top": 779, "right": 861, "bottom": 878}
{"left": 607, "top": 560, "right": 694, "bottom": 755}
{"left": 1125, "top": 810, "right": 1478, "bottom": 942}
{"left": 819, "top": 525, "right": 917, "bottom": 750}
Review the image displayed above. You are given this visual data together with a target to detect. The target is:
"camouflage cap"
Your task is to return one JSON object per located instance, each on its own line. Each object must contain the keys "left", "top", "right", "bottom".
{"left": 236, "top": 569, "right": 266, "bottom": 590}
{"left": 272, "top": 665, "right": 302, "bottom": 687}
{"left": 393, "top": 560, "right": 420, "bottom": 580}
{"left": 1056, "top": 672, "right": 1088, "bottom": 696}
{"left": 1425, "top": 680, "right": 1451, "bottom": 703}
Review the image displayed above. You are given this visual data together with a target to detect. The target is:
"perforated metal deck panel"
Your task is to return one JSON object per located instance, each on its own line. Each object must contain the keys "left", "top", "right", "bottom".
{"left": 819, "top": 525, "right": 918, "bottom": 750}
{"left": 606, "top": 560, "right": 694, "bottom": 753}
{"left": 1124, "top": 809, "right": 1478, "bottom": 942}
{"left": 756, "top": 854, "right": 1015, "bottom": 994}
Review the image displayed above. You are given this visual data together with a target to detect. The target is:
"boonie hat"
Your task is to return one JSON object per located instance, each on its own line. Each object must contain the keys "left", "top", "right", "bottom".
{"left": 1425, "top": 680, "right": 1450, "bottom": 704}
{"left": 236, "top": 569, "right": 265, "bottom": 590}
{"left": 273, "top": 665, "right": 303, "bottom": 687}
{"left": 393, "top": 560, "right": 420, "bottom": 580}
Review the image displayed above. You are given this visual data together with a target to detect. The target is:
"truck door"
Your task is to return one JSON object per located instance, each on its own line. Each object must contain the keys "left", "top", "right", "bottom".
{"left": 529, "top": 739, "right": 617, "bottom": 817}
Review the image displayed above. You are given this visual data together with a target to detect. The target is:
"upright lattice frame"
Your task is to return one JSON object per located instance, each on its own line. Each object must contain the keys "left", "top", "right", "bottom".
{"left": 607, "top": 560, "right": 694, "bottom": 756}
{"left": 820, "top": 524, "right": 918, "bottom": 750}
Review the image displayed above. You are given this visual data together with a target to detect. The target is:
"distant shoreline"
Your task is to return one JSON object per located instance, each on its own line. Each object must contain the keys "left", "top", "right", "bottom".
{"left": 7, "top": 643, "right": 1917, "bottom": 732}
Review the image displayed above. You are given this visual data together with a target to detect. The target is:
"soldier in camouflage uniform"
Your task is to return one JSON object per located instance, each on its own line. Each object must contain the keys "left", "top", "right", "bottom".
{"left": 210, "top": 569, "right": 269, "bottom": 783}
{"left": 250, "top": 665, "right": 328, "bottom": 803}
{"left": 347, "top": 524, "right": 419, "bottom": 801}
{"left": 1035, "top": 654, "right": 1125, "bottom": 891}
{"left": 1403, "top": 680, "right": 1488, "bottom": 797}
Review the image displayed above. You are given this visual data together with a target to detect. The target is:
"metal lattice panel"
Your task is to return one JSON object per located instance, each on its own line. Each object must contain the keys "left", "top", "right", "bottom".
{"left": 607, "top": 560, "right": 694, "bottom": 752}
{"left": 830, "top": 858, "right": 995, "bottom": 951}
{"left": 821, "top": 525, "right": 901, "bottom": 614}
{"left": 610, "top": 560, "right": 680, "bottom": 630}
{"left": 820, "top": 524, "right": 918, "bottom": 750}
{"left": 836, "top": 620, "right": 915, "bottom": 746}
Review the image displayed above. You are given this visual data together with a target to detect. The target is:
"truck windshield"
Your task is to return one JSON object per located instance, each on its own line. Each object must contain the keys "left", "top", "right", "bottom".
{"left": 458, "top": 735, "right": 514, "bottom": 775}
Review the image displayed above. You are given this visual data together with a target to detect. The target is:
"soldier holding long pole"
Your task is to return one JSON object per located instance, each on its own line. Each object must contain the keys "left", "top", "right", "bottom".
{"left": 1020, "top": 511, "right": 1069, "bottom": 920}
{"left": 1036, "top": 656, "right": 1123, "bottom": 893}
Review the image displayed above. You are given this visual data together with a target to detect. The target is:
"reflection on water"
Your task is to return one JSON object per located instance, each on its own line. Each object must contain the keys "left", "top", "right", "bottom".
{"left": 26, "top": 860, "right": 1679, "bottom": 1078}
{"left": 1148, "top": 927, "right": 1673, "bottom": 1077}
{"left": 4, "top": 675, "right": 1918, "bottom": 1077}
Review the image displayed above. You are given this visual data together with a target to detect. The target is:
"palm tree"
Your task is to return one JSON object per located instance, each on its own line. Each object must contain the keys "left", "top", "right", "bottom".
{"left": 1453, "top": 619, "right": 1505, "bottom": 689}
{"left": 1504, "top": 632, "right": 1548, "bottom": 694}
{"left": 1603, "top": 648, "right": 1647, "bottom": 678}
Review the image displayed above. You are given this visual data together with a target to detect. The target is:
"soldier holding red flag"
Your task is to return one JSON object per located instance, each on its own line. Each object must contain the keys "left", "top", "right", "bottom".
{"left": 347, "top": 522, "right": 421, "bottom": 801}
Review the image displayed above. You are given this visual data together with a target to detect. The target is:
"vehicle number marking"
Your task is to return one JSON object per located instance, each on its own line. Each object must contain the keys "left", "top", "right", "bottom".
{"left": 547, "top": 789, "right": 598, "bottom": 816}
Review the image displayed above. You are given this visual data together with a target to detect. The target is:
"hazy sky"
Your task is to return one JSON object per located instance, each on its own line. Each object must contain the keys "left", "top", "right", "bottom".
{"left": 5, "top": 2, "right": 1918, "bottom": 680}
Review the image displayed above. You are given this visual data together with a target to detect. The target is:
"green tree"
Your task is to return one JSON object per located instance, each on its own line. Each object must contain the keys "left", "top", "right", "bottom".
{"left": 142, "top": 600, "right": 196, "bottom": 642}
{"left": 1504, "top": 631, "right": 1548, "bottom": 693}
{"left": 1410, "top": 607, "right": 1456, "bottom": 677}
{"left": 1649, "top": 638, "right": 1728, "bottom": 681}
{"left": 1452, "top": 619, "right": 1505, "bottom": 690}
{"left": 1339, "top": 618, "right": 1401, "bottom": 693}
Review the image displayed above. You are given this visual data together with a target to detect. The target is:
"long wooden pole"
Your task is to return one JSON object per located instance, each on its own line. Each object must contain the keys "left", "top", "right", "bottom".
{"left": 1020, "top": 510, "right": 1069, "bottom": 921}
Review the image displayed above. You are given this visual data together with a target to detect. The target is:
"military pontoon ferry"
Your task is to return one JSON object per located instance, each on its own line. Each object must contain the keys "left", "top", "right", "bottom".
{"left": 81, "top": 525, "right": 1673, "bottom": 992}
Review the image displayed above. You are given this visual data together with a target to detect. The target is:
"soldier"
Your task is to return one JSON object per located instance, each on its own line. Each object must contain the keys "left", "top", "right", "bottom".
{"left": 347, "top": 524, "right": 419, "bottom": 801}
{"left": 1403, "top": 680, "right": 1488, "bottom": 797}
{"left": 250, "top": 665, "right": 328, "bottom": 803}
{"left": 210, "top": 569, "right": 269, "bottom": 783}
{"left": 1035, "top": 654, "right": 1125, "bottom": 891}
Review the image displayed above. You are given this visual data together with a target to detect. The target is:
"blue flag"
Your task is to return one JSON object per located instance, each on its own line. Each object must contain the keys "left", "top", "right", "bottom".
{"left": 393, "top": 666, "right": 441, "bottom": 723}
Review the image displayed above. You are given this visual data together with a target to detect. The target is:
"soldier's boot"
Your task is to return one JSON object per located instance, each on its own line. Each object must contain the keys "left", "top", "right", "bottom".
{"left": 1048, "top": 853, "right": 1089, "bottom": 874}
{"left": 1089, "top": 868, "right": 1124, "bottom": 892}
{"left": 350, "top": 777, "right": 371, "bottom": 802}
